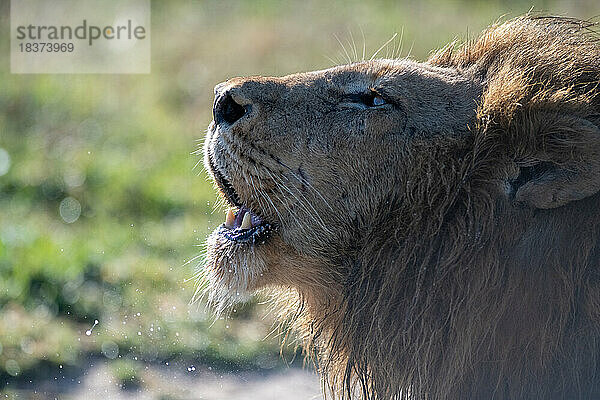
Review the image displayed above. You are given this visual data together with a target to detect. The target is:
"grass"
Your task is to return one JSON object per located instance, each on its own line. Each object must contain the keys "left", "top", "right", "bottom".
{"left": 0, "top": 0, "right": 598, "bottom": 393}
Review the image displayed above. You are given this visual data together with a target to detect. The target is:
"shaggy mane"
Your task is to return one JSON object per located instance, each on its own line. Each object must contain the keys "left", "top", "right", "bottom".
{"left": 280, "top": 16, "right": 600, "bottom": 399}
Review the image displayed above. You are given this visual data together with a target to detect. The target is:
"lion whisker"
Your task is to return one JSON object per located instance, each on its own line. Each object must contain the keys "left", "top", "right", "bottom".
{"left": 359, "top": 25, "right": 367, "bottom": 61}
{"left": 334, "top": 33, "right": 353, "bottom": 65}
{"left": 370, "top": 32, "right": 398, "bottom": 61}
{"left": 252, "top": 167, "right": 286, "bottom": 226}
{"left": 268, "top": 170, "right": 333, "bottom": 235}
{"left": 348, "top": 28, "right": 358, "bottom": 63}
{"left": 274, "top": 158, "right": 335, "bottom": 214}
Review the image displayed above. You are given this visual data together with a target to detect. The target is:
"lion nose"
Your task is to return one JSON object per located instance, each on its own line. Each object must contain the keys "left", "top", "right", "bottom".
{"left": 213, "top": 85, "right": 249, "bottom": 126}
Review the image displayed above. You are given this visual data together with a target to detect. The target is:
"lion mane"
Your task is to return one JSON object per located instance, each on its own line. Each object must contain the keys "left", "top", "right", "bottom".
{"left": 290, "top": 16, "right": 600, "bottom": 399}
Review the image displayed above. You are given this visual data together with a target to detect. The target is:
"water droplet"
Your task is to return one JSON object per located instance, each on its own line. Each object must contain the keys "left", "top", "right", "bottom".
{"left": 101, "top": 341, "right": 119, "bottom": 359}
{"left": 59, "top": 197, "right": 82, "bottom": 224}
{"left": 5, "top": 360, "right": 20, "bottom": 377}
{"left": 85, "top": 319, "right": 99, "bottom": 336}
{"left": 0, "top": 148, "right": 11, "bottom": 176}
{"left": 64, "top": 168, "right": 86, "bottom": 188}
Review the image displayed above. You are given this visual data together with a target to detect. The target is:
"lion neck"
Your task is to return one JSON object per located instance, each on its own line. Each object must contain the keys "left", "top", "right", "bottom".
{"left": 300, "top": 177, "right": 600, "bottom": 399}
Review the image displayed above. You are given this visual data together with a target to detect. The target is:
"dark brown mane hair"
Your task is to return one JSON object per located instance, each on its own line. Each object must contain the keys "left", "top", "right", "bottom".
{"left": 283, "top": 16, "right": 600, "bottom": 399}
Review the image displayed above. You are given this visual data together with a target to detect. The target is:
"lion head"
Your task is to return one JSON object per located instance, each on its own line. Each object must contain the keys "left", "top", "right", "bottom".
{"left": 203, "top": 16, "right": 600, "bottom": 399}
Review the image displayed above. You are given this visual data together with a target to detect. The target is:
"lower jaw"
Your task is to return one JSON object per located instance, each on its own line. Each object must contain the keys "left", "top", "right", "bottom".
{"left": 218, "top": 224, "right": 273, "bottom": 245}
{"left": 204, "top": 231, "right": 270, "bottom": 304}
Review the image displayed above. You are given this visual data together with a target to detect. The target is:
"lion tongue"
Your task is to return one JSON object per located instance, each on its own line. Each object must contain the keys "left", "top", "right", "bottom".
{"left": 225, "top": 207, "right": 263, "bottom": 230}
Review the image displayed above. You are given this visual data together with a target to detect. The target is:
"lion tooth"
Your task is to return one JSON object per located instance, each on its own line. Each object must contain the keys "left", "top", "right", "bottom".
{"left": 225, "top": 209, "right": 235, "bottom": 228}
{"left": 241, "top": 212, "right": 252, "bottom": 229}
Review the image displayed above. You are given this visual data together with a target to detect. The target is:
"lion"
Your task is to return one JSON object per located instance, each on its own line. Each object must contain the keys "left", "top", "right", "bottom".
{"left": 202, "top": 16, "right": 600, "bottom": 399}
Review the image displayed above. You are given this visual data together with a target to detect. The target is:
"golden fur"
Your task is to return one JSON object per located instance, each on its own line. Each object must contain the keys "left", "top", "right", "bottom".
{"left": 203, "top": 16, "right": 600, "bottom": 399}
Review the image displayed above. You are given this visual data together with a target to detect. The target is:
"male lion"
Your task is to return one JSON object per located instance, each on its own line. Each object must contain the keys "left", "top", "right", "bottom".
{"left": 203, "top": 16, "right": 600, "bottom": 399}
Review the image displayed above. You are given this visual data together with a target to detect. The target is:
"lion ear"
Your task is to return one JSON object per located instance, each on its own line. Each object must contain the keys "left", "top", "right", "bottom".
{"left": 512, "top": 117, "right": 600, "bottom": 209}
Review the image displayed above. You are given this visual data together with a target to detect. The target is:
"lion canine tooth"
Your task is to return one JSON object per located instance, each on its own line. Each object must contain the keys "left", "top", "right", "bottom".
{"left": 241, "top": 212, "right": 252, "bottom": 229}
{"left": 225, "top": 209, "right": 235, "bottom": 228}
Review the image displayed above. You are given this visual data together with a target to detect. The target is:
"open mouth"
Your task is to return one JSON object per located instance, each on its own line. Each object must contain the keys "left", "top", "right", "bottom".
{"left": 208, "top": 154, "right": 275, "bottom": 245}
{"left": 218, "top": 206, "right": 273, "bottom": 244}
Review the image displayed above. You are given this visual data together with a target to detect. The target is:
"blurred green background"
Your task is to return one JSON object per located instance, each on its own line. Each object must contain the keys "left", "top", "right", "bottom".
{"left": 1, "top": 0, "right": 598, "bottom": 398}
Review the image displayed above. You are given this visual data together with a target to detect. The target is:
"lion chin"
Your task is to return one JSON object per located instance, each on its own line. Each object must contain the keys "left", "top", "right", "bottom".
{"left": 202, "top": 15, "right": 600, "bottom": 400}
{"left": 204, "top": 228, "right": 266, "bottom": 310}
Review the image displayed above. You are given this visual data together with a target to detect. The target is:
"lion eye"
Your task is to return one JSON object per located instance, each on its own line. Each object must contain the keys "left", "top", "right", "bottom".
{"left": 342, "top": 90, "right": 388, "bottom": 108}
{"left": 372, "top": 95, "right": 386, "bottom": 106}
{"left": 360, "top": 91, "right": 386, "bottom": 107}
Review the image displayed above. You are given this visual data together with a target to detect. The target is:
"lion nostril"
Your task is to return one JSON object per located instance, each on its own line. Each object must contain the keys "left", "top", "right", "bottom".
{"left": 214, "top": 93, "right": 247, "bottom": 125}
